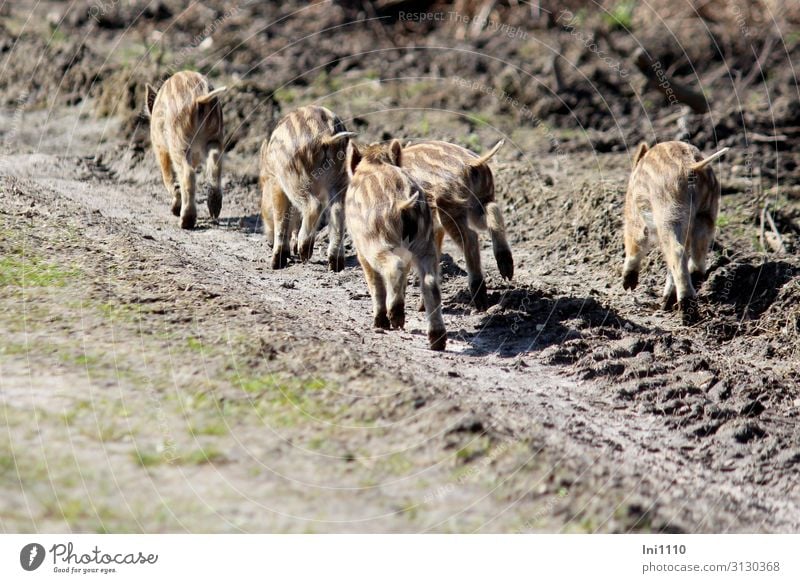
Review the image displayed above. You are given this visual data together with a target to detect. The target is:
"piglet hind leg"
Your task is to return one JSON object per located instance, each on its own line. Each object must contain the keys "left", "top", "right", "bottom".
{"left": 360, "top": 257, "right": 390, "bottom": 329}
{"left": 660, "top": 221, "right": 700, "bottom": 325}
{"left": 463, "top": 228, "right": 488, "bottom": 311}
{"left": 416, "top": 252, "right": 447, "bottom": 351}
{"left": 661, "top": 272, "right": 677, "bottom": 311}
{"left": 689, "top": 212, "right": 715, "bottom": 292}
{"left": 622, "top": 217, "right": 649, "bottom": 291}
{"left": 326, "top": 193, "right": 346, "bottom": 272}
{"left": 298, "top": 199, "right": 323, "bottom": 263}
{"left": 177, "top": 157, "right": 197, "bottom": 230}
{"left": 418, "top": 225, "right": 444, "bottom": 312}
{"left": 205, "top": 142, "right": 223, "bottom": 222}
{"left": 384, "top": 255, "right": 411, "bottom": 331}
{"left": 156, "top": 148, "right": 181, "bottom": 217}
{"left": 441, "top": 214, "right": 487, "bottom": 311}
{"left": 271, "top": 184, "right": 293, "bottom": 269}
{"left": 260, "top": 178, "right": 275, "bottom": 245}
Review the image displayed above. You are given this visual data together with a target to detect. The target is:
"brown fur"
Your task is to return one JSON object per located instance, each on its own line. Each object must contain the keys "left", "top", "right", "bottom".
{"left": 397, "top": 139, "right": 512, "bottom": 311}
{"left": 345, "top": 140, "right": 447, "bottom": 351}
{"left": 145, "top": 71, "right": 225, "bottom": 229}
{"left": 622, "top": 141, "right": 727, "bottom": 324}
{"left": 260, "top": 105, "right": 355, "bottom": 271}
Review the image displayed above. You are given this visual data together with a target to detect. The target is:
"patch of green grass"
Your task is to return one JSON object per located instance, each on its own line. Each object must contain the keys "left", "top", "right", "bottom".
{"left": 57, "top": 498, "right": 93, "bottom": 523}
{"left": 455, "top": 435, "right": 492, "bottom": 465}
{"left": 98, "top": 301, "right": 140, "bottom": 324}
{"left": 463, "top": 133, "right": 482, "bottom": 153}
{"left": 572, "top": 8, "right": 588, "bottom": 26}
{"left": 0, "top": 438, "right": 69, "bottom": 493}
{"left": 274, "top": 86, "right": 300, "bottom": 104}
{"left": 186, "top": 336, "right": 204, "bottom": 352}
{"left": 400, "top": 501, "right": 419, "bottom": 521}
{"left": 404, "top": 81, "right": 435, "bottom": 98}
{"left": 180, "top": 447, "right": 225, "bottom": 465}
{"left": 0, "top": 252, "right": 79, "bottom": 288}
{"left": 48, "top": 25, "right": 67, "bottom": 44}
{"left": 189, "top": 418, "right": 229, "bottom": 437}
{"left": 266, "top": 377, "right": 329, "bottom": 408}
{"left": 188, "top": 373, "right": 341, "bottom": 427}
{"left": 0, "top": 341, "right": 32, "bottom": 356}
{"left": 306, "top": 436, "right": 326, "bottom": 450}
{"left": 235, "top": 374, "right": 279, "bottom": 394}
{"left": 603, "top": 0, "right": 636, "bottom": 31}
{"left": 73, "top": 353, "right": 103, "bottom": 368}
{"left": 311, "top": 71, "right": 343, "bottom": 93}
{"left": 38, "top": 491, "right": 128, "bottom": 533}
{"left": 468, "top": 112, "right": 492, "bottom": 127}
{"left": 63, "top": 398, "right": 131, "bottom": 442}
{"left": 379, "top": 452, "right": 414, "bottom": 476}
{"left": 132, "top": 449, "right": 168, "bottom": 468}
{"left": 417, "top": 117, "right": 431, "bottom": 135}
{"left": 233, "top": 373, "right": 328, "bottom": 400}
{"left": 716, "top": 213, "right": 731, "bottom": 228}
{"left": 115, "top": 42, "right": 160, "bottom": 66}
{"left": 0, "top": 453, "right": 16, "bottom": 474}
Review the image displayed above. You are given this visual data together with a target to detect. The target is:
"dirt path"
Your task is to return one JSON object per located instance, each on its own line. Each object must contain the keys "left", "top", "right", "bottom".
{"left": 2, "top": 107, "right": 798, "bottom": 532}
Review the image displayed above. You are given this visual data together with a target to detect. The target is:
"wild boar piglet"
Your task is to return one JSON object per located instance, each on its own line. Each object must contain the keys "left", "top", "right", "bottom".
{"left": 622, "top": 141, "right": 728, "bottom": 324}
{"left": 346, "top": 140, "right": 447, "bottom": 351}
{"left": 145, "top": 70, "right": 226, "bottom": 229}
{"left": 399, "top": 139, "right": 513, "bottom": 310}
{"left": 261, "top": 106, "right": 355, "bottom": 271}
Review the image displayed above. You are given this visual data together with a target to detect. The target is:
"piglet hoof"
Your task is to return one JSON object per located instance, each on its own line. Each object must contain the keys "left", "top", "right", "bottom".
{"left": 206, "top": 188, "right": 222, "bottom": 220}
{"left": 388, "top": 307, "right": 405, "bottom": 330}
{"left": 428, "top": 329, "right": 447, "bottom": 351}
{"left": 495, "top": 250, "right": 514, "bottom": 280}
{"left": 470, "top": 280, "right": 489, "bottom": 312}
{"left": 299, "top": 241, "right": 314, "bottom": 262}
{"left": 622, "top": 270, "right": 639, "bottom": 291}
{"left": 690, "top": 271, "right": 706, "bottom": 291}
{"left": 661, "top": 292, "right": 677, "bottom": 312}
{"left": 171, "top": 186, "right": 181, "bottom": 217}
{"left": 180, "top": 211, "right": 197, "bottom": 230}
{"left": 373, "top": 313, "right": 390, "bottom": 330}
{"left": 328, "top": 254, "right": 345, "bottom": 273}
{"left": 679, "top": 297, "right": 701, "bottom": 325}
{"left": 271, "top": 249, "right": 290, "bottom": 270}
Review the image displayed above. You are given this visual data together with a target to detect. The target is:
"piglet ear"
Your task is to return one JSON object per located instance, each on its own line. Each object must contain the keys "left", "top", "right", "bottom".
{"left": 346, "top": 141, "right": 361, "bottom": 179}
{"left": 632, "top": 142, "right": 649, "bottom": 167}
{"left": 145, "top": 84, "right": 157, "bottom": 116}
{"left": 389, "top": 139, "right": 402, "bottom": 167}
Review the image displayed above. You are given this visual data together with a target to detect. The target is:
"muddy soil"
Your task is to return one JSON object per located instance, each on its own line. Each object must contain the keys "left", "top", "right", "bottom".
{"left": 1, "top": 1, "right": 799, "bottom": 532}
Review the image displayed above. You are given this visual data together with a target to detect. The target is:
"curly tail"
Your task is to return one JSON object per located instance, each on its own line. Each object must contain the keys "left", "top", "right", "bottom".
{"left": 690, "top": 147, "right": 729, "bottom": 171}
